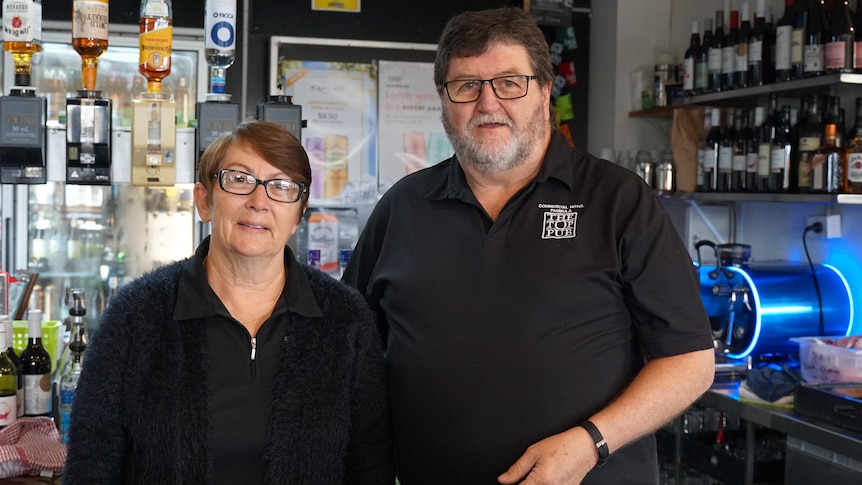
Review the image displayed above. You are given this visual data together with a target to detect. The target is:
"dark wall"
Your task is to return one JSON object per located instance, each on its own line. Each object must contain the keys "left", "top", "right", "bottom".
{"left": 46, "top": 0, "right": 206, "bottom": 28}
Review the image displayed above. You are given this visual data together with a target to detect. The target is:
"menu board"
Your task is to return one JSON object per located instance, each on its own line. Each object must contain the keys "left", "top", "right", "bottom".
{"left": 377, "top": 60, "right": 452, "bottom": 194}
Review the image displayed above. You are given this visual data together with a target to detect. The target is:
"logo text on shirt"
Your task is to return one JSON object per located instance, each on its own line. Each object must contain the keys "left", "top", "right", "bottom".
{"left": 538, "top": 203, "right": 581, "bottom": 239}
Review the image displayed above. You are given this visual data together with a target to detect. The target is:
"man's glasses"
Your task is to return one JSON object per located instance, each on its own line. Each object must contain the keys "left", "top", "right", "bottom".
{"left": 441, "top": 75, "right": 537, "bottom": 103}
{"left": 214, "top": 169, "right": 306, "bottom": 203}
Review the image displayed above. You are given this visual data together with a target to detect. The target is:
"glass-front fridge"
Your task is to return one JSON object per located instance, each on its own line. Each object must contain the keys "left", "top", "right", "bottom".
{"left": 1, "top": 22, "right": 209, "bottom": 329}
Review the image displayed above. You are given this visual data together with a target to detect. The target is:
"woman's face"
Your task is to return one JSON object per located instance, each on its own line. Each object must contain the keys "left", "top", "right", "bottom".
{"left": 194, "top": 143, "right": 305, "bottom": 262}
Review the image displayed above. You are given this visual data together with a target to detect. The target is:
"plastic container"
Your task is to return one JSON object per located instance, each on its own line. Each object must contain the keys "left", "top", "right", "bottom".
{"left": 12, "top": 320, "right": 63, "bottom": 369}
{"left": 794, "top": 337, "right": 862, "bottom": 383}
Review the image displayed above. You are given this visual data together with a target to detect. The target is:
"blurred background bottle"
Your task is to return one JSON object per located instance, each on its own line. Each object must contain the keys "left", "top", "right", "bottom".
{"left": 1, "top": 316, "right": 23, "bottom": 418}
{"left": 21, "top": 309, "right": 51, "bottom": 418}
{"left": 204, "top": 0, "right": 236, "bottom": 95}
{"left": 0, "top": 326, "right": 18, "bottom": 429}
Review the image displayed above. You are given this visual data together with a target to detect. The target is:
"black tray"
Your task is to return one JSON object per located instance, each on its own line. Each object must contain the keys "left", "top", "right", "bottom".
{"left": 794, "top": 382, "right": 862, "bottom": 434}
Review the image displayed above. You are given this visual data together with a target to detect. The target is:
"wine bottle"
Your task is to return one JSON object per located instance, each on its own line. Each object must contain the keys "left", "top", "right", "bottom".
{"left": 0, "top": 327, "right": 17, "bottom": 429}
{"left": 732, "top": 109, "right": 748, "bottom": 192}
{"left": 21, "top": 309, "right": 51, "bottom": 417}
{"left": 758, "top": 94, "right": 780, "bottom": 192}
{"left": 709, "top": 11, "right": 725, "bottom": 92}
{"left": 683, "top": 20, "right": 701, "bottom": 95}
{"left": 736, "top": 3, "right": 752, "bottom": 88}
{"left": 72, "top": 0, "right": 109, "bottom": 92}
{"left": 855, "top": 3, "right": 862, "bottom": 72}
{"left": 775, "top": 0, "right": 797, "bottom": 82}
{"left": 824, "top": 95, "right": 846, "bottom": 149}
{"left": 697, "top": 18, "right": 713, "bottom": 94}
{"left": 804, "top": 0, "right": 828, "bottom": 76}
{"left": 796, "top": 94, "right": 822, "bottom": 193}
{"left": 747, "top": 108, "right": 764, "bottom": 192}
{"left": 0, "top": 316, "right": 23, "bottom": 418}
{"left": 1, "top": 0, "right": 43, "bottom": 87}
{"left": 697, "top": 107, "right": 711, "bottom": 191}
{"left": 811, "top": 122, "right": 845, "bottom": 192}
{"left": 770, "top": 105, "right": 794, "bottom": 192}
{"left": 748, "top": 0, "right": 772, "bottom": 86}
{"left": 791, "top": 0, "right": 808, "bottom": 79}
{"left": 703, "top": 108, "right": 722, "bottom": 192}
{"left": 204, "top": 0, "right": 236, "bottom": 95}
{"left": 824, "top": 0, "right": 854, "bottom": 73}
{"left": 722, "top": 11, "right": 739, "bottom": 90}
{"left": 718, "top": 109, "right": 735, "bottom": 192}
{"left": 139, "top": 0, "right": 173, "bottom": 93}
{"left": 846, "top": 98, "right": 862, "bottom": 193}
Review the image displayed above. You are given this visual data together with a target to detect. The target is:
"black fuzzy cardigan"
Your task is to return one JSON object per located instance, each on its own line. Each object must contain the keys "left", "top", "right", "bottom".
{"left": 64, "top": 251, "right": 394, "bottom": 484}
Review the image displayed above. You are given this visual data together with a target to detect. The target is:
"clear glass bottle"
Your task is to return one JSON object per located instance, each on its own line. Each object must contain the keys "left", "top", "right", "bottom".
{"left": 2, "top": 0, "right": 43, "bottom": 87}
{"left": 204, "top": 0, "right": 236, "bottom": 95}
{"left": 21, "top": 309, "right": 52, "bottom": 417}
{"left": 811, "top": 123, "right": 845, "bottom": 192}
{"left": 72, "top": 0, "right": 109, "bottom": 92}
{"left": 59, "top": 350, "right": 83, "bottom": 443}
{"left": 0, "top": 327, "right": 18, "bottom": 429}
{"left": 139, "top": 0, "right": 173, "bottom": 93}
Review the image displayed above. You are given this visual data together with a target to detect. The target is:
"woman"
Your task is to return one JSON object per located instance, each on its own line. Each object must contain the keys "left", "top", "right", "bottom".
{"left": 64, "top": 120, "right": 394, "bottom": 484}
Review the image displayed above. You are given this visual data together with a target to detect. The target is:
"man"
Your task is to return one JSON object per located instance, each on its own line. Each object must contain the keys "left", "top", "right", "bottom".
{"left": 343, "top": 7, "right": 714, "bottom": 485}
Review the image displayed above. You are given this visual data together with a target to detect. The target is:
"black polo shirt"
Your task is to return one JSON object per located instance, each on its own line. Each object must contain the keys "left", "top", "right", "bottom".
{"left": 343, "top": 131, "right": 713, "bottom": 484}
{"left": 174, "top": 238, "right": 323, "bottom": 484}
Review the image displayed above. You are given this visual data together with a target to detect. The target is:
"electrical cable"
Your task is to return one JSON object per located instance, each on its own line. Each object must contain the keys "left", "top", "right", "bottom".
{"left": 802, "top": 222, "right": 825, "bottom": 337}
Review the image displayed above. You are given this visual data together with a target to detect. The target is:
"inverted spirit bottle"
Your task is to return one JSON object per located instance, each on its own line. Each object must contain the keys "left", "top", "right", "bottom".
{"left": 205, "top": 0, "right": 236, "bottom": 95}
{"left": 139, "top": 0, "right": 173, "bottom": 93}
{"left": 2, "top": 0, "right": 43, "bottom": 87}
{"left": 72, "top": 0, "right": 109, "bottom": 92}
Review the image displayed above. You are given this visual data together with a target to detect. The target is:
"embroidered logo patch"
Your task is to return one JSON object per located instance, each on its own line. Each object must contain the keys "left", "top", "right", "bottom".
{"left": 541, "top": 210, "right": 577, "bottom": 239}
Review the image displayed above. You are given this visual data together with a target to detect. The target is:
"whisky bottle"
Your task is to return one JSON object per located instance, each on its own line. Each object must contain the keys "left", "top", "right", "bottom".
{"left": 846, "top": 98, "right": 862, "bottom": 193}
{"left": 2, "top": 0, "right": 43, "bottom": 87}
{"left": 811, "top": 123, "right": 844, "bottom": 193}
{"left": 139, "top": 0, "right": 173, "bottom": 93}
{"left": 72, "top": 0, "right": 109, "bottom": 92}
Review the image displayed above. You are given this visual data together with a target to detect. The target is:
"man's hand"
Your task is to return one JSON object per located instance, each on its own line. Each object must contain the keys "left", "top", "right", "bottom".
{"left": 497, "top": 426, "right": 598, "bottom": 484}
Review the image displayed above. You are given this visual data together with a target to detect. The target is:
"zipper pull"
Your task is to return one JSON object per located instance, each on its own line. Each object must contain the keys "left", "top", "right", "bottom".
{"left": 250, "top": 337, "right": 257, "bottom": 360}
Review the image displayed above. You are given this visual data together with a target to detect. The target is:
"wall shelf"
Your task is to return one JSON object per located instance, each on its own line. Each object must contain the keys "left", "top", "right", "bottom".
{"left": 671, "top": 73, "right": 862, "bottom": 107}
{"left": 665, "top": 192, "right": 862, "bottom": 205}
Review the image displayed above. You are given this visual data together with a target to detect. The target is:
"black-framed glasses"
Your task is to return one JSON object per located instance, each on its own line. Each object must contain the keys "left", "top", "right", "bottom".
{"left": 441, "top": 75, "right": 537, "bottom": 103}
{"left": 214, "top": 169, "right": 306, "bottom": 203}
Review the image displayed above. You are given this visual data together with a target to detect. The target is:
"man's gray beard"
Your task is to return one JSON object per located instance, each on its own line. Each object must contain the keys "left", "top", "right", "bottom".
{"left": 442, "top": 104, "right": 547, "bottom": 175}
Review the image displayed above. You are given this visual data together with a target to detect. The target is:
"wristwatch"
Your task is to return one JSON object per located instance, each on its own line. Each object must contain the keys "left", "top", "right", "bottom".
{"left": 578, "top": 420, "right": 609, "bottom": 467}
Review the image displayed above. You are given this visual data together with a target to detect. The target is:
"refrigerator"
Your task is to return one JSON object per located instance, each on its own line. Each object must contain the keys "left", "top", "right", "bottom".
{"left": 1, "top": 21, "right": 210, "bottom": 328}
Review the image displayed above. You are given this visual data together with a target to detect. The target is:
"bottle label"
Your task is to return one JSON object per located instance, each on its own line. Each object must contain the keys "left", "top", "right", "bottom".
{"left": 797, "top": 151, "right": 815, "bottom": 189}
{"left": 139, "top": 25, "right": 172, "bottom": 70}
{"left": 774, "top": 25, "right": 792, "bottom": 70}
{"left": 205, "top": 0, "right": 236, "bottom": 51}
{"left": 770, "top": 147, "right": 788, "bottom": 172}
{"left": 721, "top": 46, "right": 734, "bottom": 75}
{"left": 23, "top": 374, "right": 51, "bottom": 415}
{"left": 682, "top": 58, "right": 694, "bottom": 91}
{"left": 856, "top": 41, "right": 862, "bottom": 69}
{"left": 746, "top": 152, "right": 759, "bottom": 174}
{"left": 824, "top": 41, "right": 847, "bottom": 70}
{"left": 804, "top": 44, "right": 824, "bottom": 73}
{"left": 718, "top": 147, "right": 733, "bottom": 171}
{"left": 708, "top": 48, "right": 722, "bottom": 73}
{"left": 0, "top": 395, "right": 16, "bottom": 427}
{"left": 757, "top": 144, "right": 771, "bottom": 177}
{"left": 848, "top": 153, "right": 862, "bottom": 182}
{"left": 732, "top": 154, "right": 746, "bottom": 172}
{"left": 790, "top": 29, "right": 804, "bottom": 66}
{"left": 307, "top": 213, "right": 339, "bottom": 273}
{"left": 144, "top": 2, "right": 170, "bottom": 17}
{"left": 735, "top": 44, "right": 748, "bottom": 72}
{"left": 72, "top": 0, "right": 109, "bottom": 40}
{"left": 2, "top": 0, "right": 41, "bottom": 43}
{"left": 748, "top": 41, "right": 763, "bottom": 64}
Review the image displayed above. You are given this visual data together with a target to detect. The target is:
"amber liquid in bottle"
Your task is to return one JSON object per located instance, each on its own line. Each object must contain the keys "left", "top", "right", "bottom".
{"left": 72, "top": 0, "right": 109, "bottom": 92}
{"left": 139, "top": 15, "right": 173, "bottom": 93}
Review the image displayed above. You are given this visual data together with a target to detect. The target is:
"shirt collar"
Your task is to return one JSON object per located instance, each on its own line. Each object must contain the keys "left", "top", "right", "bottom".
{"left": 173, "top": 236, "right": 323, "bottom": 321}
{"left": 425, "top": 130, "right": 576, "bottom": 201}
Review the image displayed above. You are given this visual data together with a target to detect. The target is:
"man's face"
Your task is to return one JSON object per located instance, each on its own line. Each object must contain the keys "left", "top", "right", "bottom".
{"left": 440, "top": 42, "right": 551, "bottom": 174}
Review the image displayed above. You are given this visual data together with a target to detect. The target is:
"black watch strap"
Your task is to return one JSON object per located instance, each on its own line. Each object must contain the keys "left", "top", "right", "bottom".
{"left": 578, "top": 420, "right": 609, "bottom": 467}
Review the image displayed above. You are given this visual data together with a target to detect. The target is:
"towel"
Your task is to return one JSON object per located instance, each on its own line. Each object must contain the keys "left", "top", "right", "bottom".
{"left": 0, "top": 417, "right": 66, "bottom": 478}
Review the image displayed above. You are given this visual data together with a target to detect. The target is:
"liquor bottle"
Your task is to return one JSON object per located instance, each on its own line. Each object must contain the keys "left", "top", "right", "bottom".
{"left": 810, "top": 122, "right": 845, "bottom": 192}
{"left": 824, "top": 95, "right": 846, "bottom": 148}
{"left": 855, "top": 3, "right": 862, "bottom": 71}
{"left": 58, "top": 350, "right": 83, "bottom": 444}
{"left": 796, "top": 95, "right": 822, "bottom": 193}
{"left": 1, "top": 316, "right": 23, "bottom": 418}
{"left": 732, "top": 109, "right": 748, "bottom": 192}
{"left": 775, "top": 0, "right": 797, "bottom": 82}
{"left": 204, "top": 0, "right": 236, "bottom": 94}
{"left": 825, "top": 0, "right": 854, "bottom": 73}
{"left": 683, "top": 20, "right": 701, "bottom": 95}
{"left": 718, "top": 109, "right": 735, "bottom": 192}
{"left": 21, "top": 309, "right": 51, "bottom": 417}
{"left": 846, "top": 98, "right": 862, "bottom": 192}
{"left": 758, "top": 94, "right": 780, "bottom": 191}
{"left": 770, "top": 105, "right": 794, "bottom": 192}
{"left": 697, "top": 18, "right": 713, "bottom": 94}
{"left": 58, "top": 289, "right": 87, "bottom": 378}
{"left": 791, "top": 0, "right": 809, "bottom": 79}
{"left": 747, "top": 108, "right": 765, "bottom": 191}
{"left": 804, "top": 0, "right": 828, "bottom": 76}
{"left": 2, "top": 0, "right": 43, "bottom": 87}
{"left": 0, "top": 327, "right": 17, "bottom": 429}
{"left": 139, "top": 0, "right": 173, "bottom": 93}
{"left": 703, "top": 108, "right": 722, "bottom": 192}
{"left": 72, "top": 0, "right": 109, "bottom": 92}
{"left": 736, "top": 3, "right": 752, "bottom": 88}
{"left": 709, "top": 11, "right": 725, "bottom": 92}
{"left": 697, "top": 107, "right": 711, "bottom": 191}
{"left": 748, "top": 0, "right": 773, "bottom": 85}
{"left": 723, "top": 10, "right": 740, "bottom": 90}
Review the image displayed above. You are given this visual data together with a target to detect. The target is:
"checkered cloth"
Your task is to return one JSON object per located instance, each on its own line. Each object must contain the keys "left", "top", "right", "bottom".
{"left": 0, "top": 417, "right": 65, "bottom": 478}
